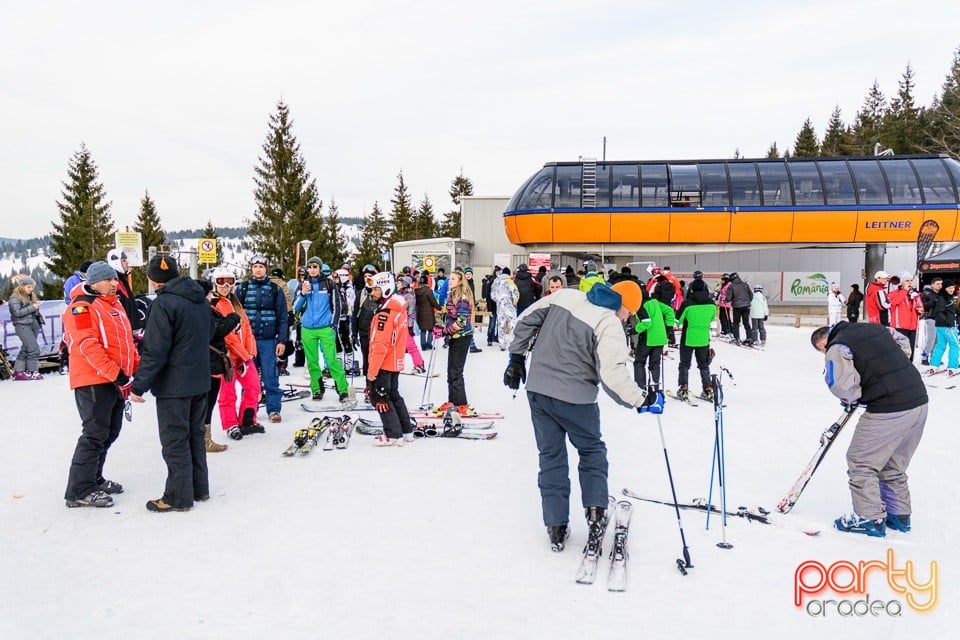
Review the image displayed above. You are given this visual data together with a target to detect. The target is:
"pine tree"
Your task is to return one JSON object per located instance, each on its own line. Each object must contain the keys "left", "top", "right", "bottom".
{"left": 387, "top": 172, "right": 415, "bottom": 246}
{"left": 850, "top": 80, "right": 888, "bottom": 155}
{"left": 793, "top": 117, "right": 821, "bottom": 157}
{"left": 130, "top": 190, "right": 166, "bottom": 294}
{"left": 439, "top": 172, "right": 474, "bottom": 237}
{"left": 412, "top": 195, "right": 437, "bottom": 239}
{"left": 249, "top": 100, "right": 323, "bottom": 274}
{"left": 354, "top": 202, "right": 389, "bottom": 273}
{"left": 821, "top": 105, "right": 853, "bottom": 156}
{"left": 765, "top": 142, "right": 779, "bottom": 158}
{"left": 881, "top": 64, "right": 925, "bottom": 154}
{"left": 314, "top": 199, "right": 348, "bottom": 269}
{"left": 925, "top": 46, "right": 960, "bottom": 157}
{"left": 48, "top": 144, "right": 115, "bottom": 278}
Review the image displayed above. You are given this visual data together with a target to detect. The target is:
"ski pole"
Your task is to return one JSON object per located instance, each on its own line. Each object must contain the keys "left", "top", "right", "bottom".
{"left": 420, "top": 337, "right": 439, "bottom": 409}
{"left": 655, "top": 414, "right": 693, "bottom": 574}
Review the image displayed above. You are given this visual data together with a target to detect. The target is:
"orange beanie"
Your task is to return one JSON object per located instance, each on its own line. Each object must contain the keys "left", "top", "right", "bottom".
{"left": 610, "top": 281, "right": 643, "bottom": 314}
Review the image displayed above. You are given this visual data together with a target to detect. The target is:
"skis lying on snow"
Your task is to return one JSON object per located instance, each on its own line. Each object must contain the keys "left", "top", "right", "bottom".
{"left": 261, "top": 385, "right": 312, "bottom": 405}
{"left": 357, "top": 417, "right": 495, "bottom": 430}
{"left": 575, "top": 496, "right": 616, "bottom": 585}
{"left": 355, "top": 419, "right": 497, "bottom": 440}
{"left": 776, "top": 410, "right": 857, "bottom": 514}
{"left": 410, "top": 406, "right": 503, "bottom": 419}
{"left": 622, "top": 489, "right": 821, "bottom": 536}
{"left": 300, "top": 400, "right": 359, "bottom": 413}
{"left": 282, "top": 418, "right": 330, "bottom": 456}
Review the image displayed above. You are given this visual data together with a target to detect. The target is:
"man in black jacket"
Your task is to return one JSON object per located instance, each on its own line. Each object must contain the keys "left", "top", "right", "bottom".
{"left": 513, "top": 264, "right": 541, "bottom": 314}
{"left": 810, "top": 322, "right": 927, "bottom": 537}
{"left": 130, "top": 255, "right": 214, "bottom": 513}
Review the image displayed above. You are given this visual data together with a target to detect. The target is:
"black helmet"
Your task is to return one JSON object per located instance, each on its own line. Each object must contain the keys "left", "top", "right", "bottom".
{"left": 721, "top": 273, "right": 730, "bottom": 280}
{"left": 693, "top": 270, "right": 703, "bottom": 279}
{"left": 729, "top": 272, "right": 739, "bottom": 280}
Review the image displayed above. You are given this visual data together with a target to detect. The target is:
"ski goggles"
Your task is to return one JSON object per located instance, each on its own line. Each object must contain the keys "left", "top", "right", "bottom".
{"left": 250, "top": 255, "right": 269, "bottom": 266}
{"left": 215, "top": 277, "right": 235, "bottom": 286}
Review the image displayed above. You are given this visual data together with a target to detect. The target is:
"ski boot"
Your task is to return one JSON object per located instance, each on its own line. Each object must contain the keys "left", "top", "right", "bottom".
{"left": 677, "top": 385, "right": 689, "bottom": 401}
{"left": 834, "top": 513, "right": 886, "bottom": 537}
{"left": 547, "top": 524, "right": 569, "bottom": 552}
{"left": 700, "top": 387, "right": 715, "bottom": 402}
{"left": 413, "top": 365, "right": 426, "bottom": 374}
{"left": 584, "top": 505, "right": 609, "bottom": 553}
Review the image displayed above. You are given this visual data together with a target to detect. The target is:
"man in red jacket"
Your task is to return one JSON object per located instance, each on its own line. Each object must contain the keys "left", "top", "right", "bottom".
{"left": 62, "top": 261, "right": 139, "bottom": 508}
{"left": 865, "top": 271, "right": 891, "bottom": 326}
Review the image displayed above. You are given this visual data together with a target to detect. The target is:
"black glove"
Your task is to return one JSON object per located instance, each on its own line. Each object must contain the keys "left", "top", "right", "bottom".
{"left": 841, "top": 401, "right": 859, "bottom": 413}
{"left": 503, "top": 353, "right": 526, "bottom": 390}
{"left": 114, "top": 372, "right": 133, "bottom": 400}
{"left": 763, "top": 315, "right": 768, "bottom": 321}
{"left": 372, "top": 385, "right": 390, "bottom": 413}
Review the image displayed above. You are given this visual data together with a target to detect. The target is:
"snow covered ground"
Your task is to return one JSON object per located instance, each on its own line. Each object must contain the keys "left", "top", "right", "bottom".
{"left": 1, "top": 324, "right": 955, "bottom": 639}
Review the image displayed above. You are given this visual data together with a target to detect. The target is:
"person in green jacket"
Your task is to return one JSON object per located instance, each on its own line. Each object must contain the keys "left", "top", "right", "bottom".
{"left": 578, "top": 260, "right": 605, "bottom": 293}
{"left": 676, "top": 279, "right": 718, "bottom": 401}
{"left": 633, "top": 286, "right": 675, "bottom": 391}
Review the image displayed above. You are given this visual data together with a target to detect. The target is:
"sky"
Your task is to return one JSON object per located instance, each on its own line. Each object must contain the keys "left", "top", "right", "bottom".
{"left": 2, "top": 0, "right": 960, "bottom": 240}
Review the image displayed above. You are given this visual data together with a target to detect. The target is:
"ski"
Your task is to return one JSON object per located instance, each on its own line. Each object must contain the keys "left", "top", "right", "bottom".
{"left": 622, "top": 489, "right": 821, "bottom": 536}
{"left": 298, "top": 424, "right": 328, "bottom": 455}
{"left": 400, "top": 371, "right": 440, "bottom": 378}
{"left": 356, "top": 417, "right": 495, "bottom": 430}
{"left": 776, "top": 410, "right": 857, "bottom": 514}
{"left": 322, "top": 424, "right": 336, "bottom": 450}
{"left": 575, "top": 496, "right": 617, "bottom": 585}
{"left": 664, "top": 390, "right": 699, "bottom": 407}
{"left": 334, "top": 417, "right": 355, "bottom": 450}
{"left": 299, "top": 400, "right": 360, "bottom": 413}
{"left": 261, "top": 388, "right": 311, "bottom": 405}
{"left": 410, "top": 408, "right": 503, "bottom": 419}
{"left": 355, "top": 420, "right": 496, "bottom": 440}
{"left": 607, "top": 500, "right": 633, "bottom": 592}
{"left": 282, "top": 429, "right": 309, "bottom": 456}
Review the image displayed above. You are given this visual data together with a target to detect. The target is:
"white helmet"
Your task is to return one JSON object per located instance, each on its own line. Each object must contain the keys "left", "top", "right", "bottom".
{"left": 210, "top": 266, "right": 236, "bottom": 287}
{"left": 371, "top": 271, "right": 395, "bottom": 297}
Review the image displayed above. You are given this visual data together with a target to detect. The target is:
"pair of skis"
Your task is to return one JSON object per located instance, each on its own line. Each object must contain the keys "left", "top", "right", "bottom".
{"left": 322, "top": 415, "right": 356, "bottom": 451}
{"left": 355, "top": 418, "right": 497, "bottom": 440}
{"left": 282, "top": 418, "right": 329, "bottom": 456}
{"left": 574, "top": 497, "right": 633, "bottom": 592}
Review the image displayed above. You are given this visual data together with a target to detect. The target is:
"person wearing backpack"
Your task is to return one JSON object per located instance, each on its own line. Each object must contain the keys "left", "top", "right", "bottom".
{"left": 294, "top": 256, "right": 349, "bottom": 405}
{"left": 235, "top": 255, "right": 289, "bottom": 423}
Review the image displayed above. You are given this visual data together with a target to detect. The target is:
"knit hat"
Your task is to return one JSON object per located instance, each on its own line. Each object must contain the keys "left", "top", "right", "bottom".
{"left": 583, "top": 260, "right": 597, "bottom": 273}
{"left": 610, "top": 281, "right": 643, "bottom": 314}
{"left": 306, "top": 256, "right": 322, "bottom": 267}
{"left": 501, "top": 267, "right": 511, "bottom": 276}
{"left": 85, "top": 261, "right": 117, "bottom": 285}
{"left": 79, "top": 260, "right": 94, "bottom": 274}
{"left": 463, "top": 267, "right": 473, "bottom": 274}
{"left": 943, "top": 279, "right": 956, "bottom": 289}
{"left": 271, "top": 267, "right": 285, "bottom": 279}
{"left": 586, "top": 283, "right": 622, "bottom": 311}
{"left": 17, "top": 276, "right": 37, "bottom": 288}
{"left": 689, "top": 279, "right": 708, "bottom": 293}
{"left": 147, "top": 255, "right": 179, "bottom": 284}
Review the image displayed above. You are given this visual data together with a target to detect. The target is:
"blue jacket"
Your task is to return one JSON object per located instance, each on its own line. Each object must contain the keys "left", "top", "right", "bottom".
{"left": 294, "top": 276, "right": 341, "bottom": 330}
{"left": 436, "top": 276, "right": 449, "bottom": 306}
{"left": 63, "top": 271, "right": 84, "bottom": 303}
{"left": 236, "top": 277, "right": 289, "bottom": 341}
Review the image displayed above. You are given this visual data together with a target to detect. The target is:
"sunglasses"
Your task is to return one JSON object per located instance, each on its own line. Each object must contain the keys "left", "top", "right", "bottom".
{"left": 215, "top": 277, "right": 235, "bottom": 286}
{"left": 307, "top": 264, "right": 321, "bottom": 269}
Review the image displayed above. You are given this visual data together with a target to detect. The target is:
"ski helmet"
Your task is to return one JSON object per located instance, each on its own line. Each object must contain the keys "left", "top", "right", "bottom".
{"left": 693, "top": 270, "right": 703, "bottom": 280}
{"left": 371, "top": 271, "right": 395, "bottom": 297}
{"left": 210, "top": 266, "right": 236, "bottom": 288}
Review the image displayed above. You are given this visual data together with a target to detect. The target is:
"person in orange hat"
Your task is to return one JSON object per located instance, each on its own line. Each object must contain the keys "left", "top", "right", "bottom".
{"left": 503, "top": 280, "right": 649, "bottom": 552}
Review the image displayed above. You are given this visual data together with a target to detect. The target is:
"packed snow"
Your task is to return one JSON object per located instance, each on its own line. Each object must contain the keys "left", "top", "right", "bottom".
{"left": 1, "top": 322, "right": 955, "bottom": 639}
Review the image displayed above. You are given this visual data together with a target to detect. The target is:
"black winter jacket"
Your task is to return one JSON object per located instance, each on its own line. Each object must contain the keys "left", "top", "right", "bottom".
{"left": 132, "top": 276, "right": 214, "bottom": 398}
{"left": 514, "top": 269, "right": 541, "bottom": 313}
{"left": 209, "top": 306, "right": 241, "bottom": 376}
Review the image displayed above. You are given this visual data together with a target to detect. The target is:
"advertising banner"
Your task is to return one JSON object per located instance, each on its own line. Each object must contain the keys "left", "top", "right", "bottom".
{"left": 780, "top": 272, "right": 840, "bottom": 302}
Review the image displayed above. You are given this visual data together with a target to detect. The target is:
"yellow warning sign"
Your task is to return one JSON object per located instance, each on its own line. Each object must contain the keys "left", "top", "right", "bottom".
{"left": 422, "top": 255, "right": 436, "bottom": 272}
{"left": 198, "top": 238, "right": 217, "bottom": 264}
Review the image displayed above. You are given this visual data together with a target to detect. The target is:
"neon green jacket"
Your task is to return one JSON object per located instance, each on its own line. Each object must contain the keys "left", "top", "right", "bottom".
{"left": 634, "top": 299, "right": 675, "bottom": 347}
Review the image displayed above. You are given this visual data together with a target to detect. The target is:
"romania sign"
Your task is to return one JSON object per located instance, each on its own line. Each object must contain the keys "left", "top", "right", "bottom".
{"left": 781, "top": 272, "right": 839, "bottom": 302}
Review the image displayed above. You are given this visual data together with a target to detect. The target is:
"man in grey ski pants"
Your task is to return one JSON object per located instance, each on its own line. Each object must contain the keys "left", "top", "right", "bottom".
{"left": 811, "top": 321, "right": 927, "bottom": 537}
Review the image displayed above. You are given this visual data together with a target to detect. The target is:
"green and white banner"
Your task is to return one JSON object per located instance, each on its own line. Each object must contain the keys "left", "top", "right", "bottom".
{"left": 780, "top": 272, "right": 840, "bottom": 302}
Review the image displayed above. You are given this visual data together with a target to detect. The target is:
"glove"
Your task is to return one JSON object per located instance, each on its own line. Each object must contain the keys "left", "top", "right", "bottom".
{"left": 638, "top": 391, "right": 665, "bottom": 415}
{"left": 841, "top": 401, "right": 859, "bottom": 413}
{"left": 371, "top": 385, "right": 390, "bottom": 413}
{"left": 408, "top": 326, "right": 415, "bottom": 337}
{"left": 433, "top": 325, "right": 445, "bottom": 339}
{"left": 503, "top": 353, "right": 527, "bottom": 390}
{"left": 114, "top": 372, "right": 134, "bottom": 400}
{"left": 238, "top": 360, "right": 254, "bottom": 377}
{"left": 763, "top": 315, "right": 768, "bottom": 321}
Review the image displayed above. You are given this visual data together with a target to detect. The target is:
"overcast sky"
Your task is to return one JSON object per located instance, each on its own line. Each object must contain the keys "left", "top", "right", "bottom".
{"left": 2, "top": 0, "right": 960, "bottom": 240}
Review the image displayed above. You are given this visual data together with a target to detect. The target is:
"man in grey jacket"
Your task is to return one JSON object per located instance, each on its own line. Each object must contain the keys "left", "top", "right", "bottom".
{"left": 503, "top": 280, "right": 648, "bottom": 552}
{"left": 810, "top": 321, "right": 927, "bottom": 537}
